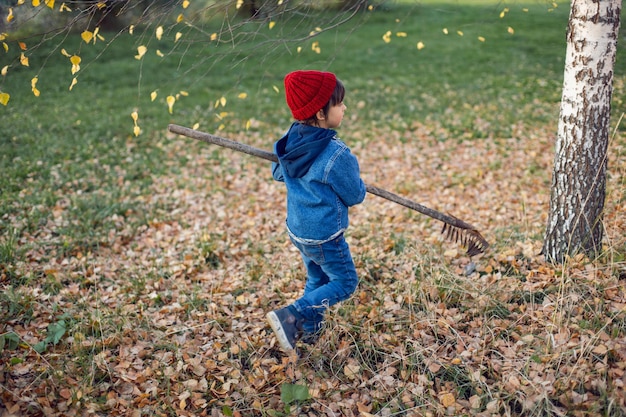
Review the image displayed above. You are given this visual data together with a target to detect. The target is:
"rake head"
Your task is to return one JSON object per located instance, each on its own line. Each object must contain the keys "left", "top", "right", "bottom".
{"left": 441, "top": 222, "right": 489, "bottom": 257}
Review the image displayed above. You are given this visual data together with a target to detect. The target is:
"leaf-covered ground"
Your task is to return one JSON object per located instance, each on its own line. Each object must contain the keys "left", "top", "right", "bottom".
{"left": 1, "top": 118, "right": 625, "bottom": 416}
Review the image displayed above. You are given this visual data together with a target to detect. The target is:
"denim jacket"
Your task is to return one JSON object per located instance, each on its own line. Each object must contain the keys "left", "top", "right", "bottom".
{"left": 272, "top": 122, "right": 366, "bottom": 243}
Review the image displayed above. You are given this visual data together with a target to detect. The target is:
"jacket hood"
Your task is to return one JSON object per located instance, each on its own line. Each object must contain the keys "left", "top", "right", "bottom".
{"left": 275, "top": 123, "right": 335, "bottom": 178}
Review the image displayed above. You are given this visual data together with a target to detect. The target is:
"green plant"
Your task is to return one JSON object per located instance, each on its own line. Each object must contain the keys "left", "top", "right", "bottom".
{"left": 0, "top": 227, "right": 18, "bottom": 265}
{"left": 33, "top": 318, "right": 68, "bottom": 353}
{"left": 0, "top": 332, "right": 20, "bottom": 351}
{"left": 280, "top": 383, "right": 310, "bottom": 404}
{"left": 0, "top": 287, "right": 36, "bottom": 323}
{"left": 280, "top": 383, "right": 311, "bottom": 414}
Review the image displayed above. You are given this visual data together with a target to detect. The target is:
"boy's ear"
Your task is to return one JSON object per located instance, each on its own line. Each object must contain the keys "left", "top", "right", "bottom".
{"left": 316, "top": 109, "right": 326, "bottom": 120}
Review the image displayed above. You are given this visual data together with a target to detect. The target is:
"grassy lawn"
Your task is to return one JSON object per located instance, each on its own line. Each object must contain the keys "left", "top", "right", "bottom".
{"left": 1, "top": 0, "right": 588, "bottom": 245}
{"left": 1, "top": 1, "right": 625, "bottom": 416}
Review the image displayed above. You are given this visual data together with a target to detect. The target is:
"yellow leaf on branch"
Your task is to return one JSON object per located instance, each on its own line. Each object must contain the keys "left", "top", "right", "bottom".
{"left": 1, "top": 65, "right": 7, "bottom": 76}
{"left": 150, "top": 90, "right": 158, "bottom": 101}
{"left": 182, "top": 0, "right": 190, "bottom": 8}
{"left": 176, "top": 14, "right": 184, "bottom": 23}
{"left": 508, "top": 26, "right": 515, "bottom": 34}
{"left": 382, "top": 31, "right": 392, "bottom": 43}
{"left": 69, "top": 77, "right": 77, "bottom": 90}
{"left": 18, "top": 42, "right": 27, "bottom": 50}
{"left": 396, "top": 32, "right": 407, "bottom": 37}
{"left": 416, "top": 41, "right": 425, "bottom": 50}
{"left": 131, "top": 111, "right": 141, "bottom": 136}
{"left": 166, "top": 95, "right": 175, "bottom": 114}
{"left": 60, "top": 3, "right": 71, "bottom": 12}
{"left": 175, "top": 32, "right": 182, "bottom": 42}
{"left": 6, "top": 8, "right": 14, "bottom": 23}
{"left": 61, "top": 48, "right": 71, "bottom": 57}
{"left": 20, "top": 53, "right": 29, "bottom": 66}
{"left": 135, "top": 45, "right": 147, "bottom": 60}
{"left": 70, "top": 55, "right": 81, "bottom": 74}
{"left": 238, "top": 92, "right": 247, "bottom": 99}
{"left": 269, "top": 21, "right": 275, "bottom": 29}
{"left": 45, "top": 0, "right": 54, "bottom": 9}
{"left": 155, "top": 26, "right": 163, "bottom": 40}
{"left": 81, "top": 30, "right": 93, "bottom": 44}
{"left": 32, "top": 0, "right": 40, "bottom": 6}
{"left": 0, "top": 92, "right": 9, "bottom": 106}
{"left": 236, "top": 0, "right": 243, "bottom": 9}
{"left": 31, "top": 77, "right": 40, "bottom": 97}
{"left": 2, "top": 42, "right": 7, "bottom": 52}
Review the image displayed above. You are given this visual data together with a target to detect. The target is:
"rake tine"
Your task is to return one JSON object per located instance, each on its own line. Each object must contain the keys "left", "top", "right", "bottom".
{"left": 440, "top": 224, "right": 489, "bottom": 257}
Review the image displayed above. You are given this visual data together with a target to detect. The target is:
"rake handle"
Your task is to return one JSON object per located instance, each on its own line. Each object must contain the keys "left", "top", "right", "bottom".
{"left": 167, "top": 124, "right": 479, "bottom": 232}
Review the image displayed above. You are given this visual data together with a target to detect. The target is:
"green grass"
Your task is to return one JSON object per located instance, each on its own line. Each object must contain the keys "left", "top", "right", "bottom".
{"left": 1, "top": 0, "right": 623, "bottom": 298}
{"left": 1, "top": 0, "right": 624, "bottom": 294}
{"left": 0, "top": 2, "right": 580, "bottom": 129}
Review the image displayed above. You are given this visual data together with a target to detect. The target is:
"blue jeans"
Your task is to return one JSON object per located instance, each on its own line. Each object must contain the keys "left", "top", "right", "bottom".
{"left": 290, "top": 233, "right": 359, "bottom": 334}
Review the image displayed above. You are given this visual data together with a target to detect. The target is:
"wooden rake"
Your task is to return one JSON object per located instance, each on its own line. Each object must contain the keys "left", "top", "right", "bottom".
{"left": 168, "top": 124, "right": 489, "bottom": 257}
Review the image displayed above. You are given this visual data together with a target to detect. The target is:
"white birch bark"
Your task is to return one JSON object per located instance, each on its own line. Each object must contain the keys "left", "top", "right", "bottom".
{"left": 543, "top": 0, "right": 622, "bottom": 263}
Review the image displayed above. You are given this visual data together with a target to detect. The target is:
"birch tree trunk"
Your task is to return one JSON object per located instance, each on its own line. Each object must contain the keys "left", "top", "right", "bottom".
{"left": 543, "top": 0, "right": 622, "bottom": 263}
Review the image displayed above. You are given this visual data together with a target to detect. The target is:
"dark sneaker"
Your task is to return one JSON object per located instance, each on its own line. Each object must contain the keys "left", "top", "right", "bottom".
{"left": 266, "top": 307, "right": 302, "bottom": 351}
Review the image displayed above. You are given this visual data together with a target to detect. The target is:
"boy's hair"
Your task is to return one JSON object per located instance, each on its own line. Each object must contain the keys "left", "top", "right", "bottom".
{"left": 301, "top": 78, "right": 345, "bottom": 126}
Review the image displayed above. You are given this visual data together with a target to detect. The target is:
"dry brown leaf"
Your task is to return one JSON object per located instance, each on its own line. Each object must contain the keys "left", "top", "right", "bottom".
{"left": 344, "top": 363, "right": 361, "bottom": 380}
{"left": 439, "top": 392, "right": 456, "bottom": 407}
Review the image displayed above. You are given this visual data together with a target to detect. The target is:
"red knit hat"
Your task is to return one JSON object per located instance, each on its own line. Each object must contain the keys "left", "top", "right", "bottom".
{"left": 284, "top": 70, "right": 337, "bottom": 120}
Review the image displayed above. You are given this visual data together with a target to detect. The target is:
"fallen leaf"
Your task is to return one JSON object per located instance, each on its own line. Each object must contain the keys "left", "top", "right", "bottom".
{"left": 439, "top": 392, "right": 455, "bottom": 407}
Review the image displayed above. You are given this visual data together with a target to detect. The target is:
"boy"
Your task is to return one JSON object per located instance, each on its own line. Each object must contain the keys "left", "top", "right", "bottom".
{"left": 266, "top": 70, "right": 366, "bottom": 352}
